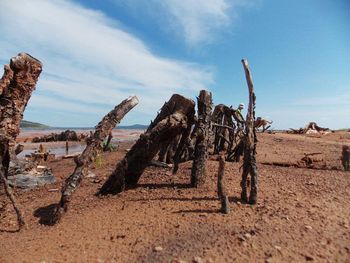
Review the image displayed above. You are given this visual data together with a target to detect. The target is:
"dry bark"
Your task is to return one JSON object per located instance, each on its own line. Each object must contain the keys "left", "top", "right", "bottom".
{"left": 53, "top": 96, "right": 139, "bottom": 222}
{"left": 217, "top": 155, "right": 230, "bottom": 214}
{"left": 240, "top": 59, "right": 258, "bottom": 204}
{"left": 191, "top": 90, "right": 212, "bottom": 187}
{"left": 99, "top": 94, "right": 195, "bottom": 195}
{"left": 0, "top": 53, "right": 42, "bottom": 229}
{"left": 103, "top": 132, "right": 113, "bottom": 152}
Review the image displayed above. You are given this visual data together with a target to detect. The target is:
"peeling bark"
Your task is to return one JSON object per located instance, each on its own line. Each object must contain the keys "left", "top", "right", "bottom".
{"left": 0, "top": 53, "right": 42, "bottom": 229}
{"left": 191, "top": 90, "right": 212, "bottom": 187}
{"left": 99, "top": 94, "right": 195, "bottom": 195}
{"left": 240, "top": 59, "right": 258, "bottom": 204}
{"left": 53, "top": 96, "right": 139, "bottom": 222}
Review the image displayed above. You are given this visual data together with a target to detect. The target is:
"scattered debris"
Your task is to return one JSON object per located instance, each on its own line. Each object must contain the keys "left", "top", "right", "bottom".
{"left": 32, "top": 130, "right": 86, "bottom": 143}
{"left": 289, "top": 122, "right": 330, "bottom": 135}
{"left": 255, "top": 117, "right": 273, "bottom": 132}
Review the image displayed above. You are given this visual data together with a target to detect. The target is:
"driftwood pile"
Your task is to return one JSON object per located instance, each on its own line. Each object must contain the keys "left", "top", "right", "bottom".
{"left": 289, "top": 122, "right": 330, "bottom": 135}
{"left": 0, "top": 52, "right": 259, "bottom": 227}
{"left": 32, "top": 130, "right": 84, "bottom": 142}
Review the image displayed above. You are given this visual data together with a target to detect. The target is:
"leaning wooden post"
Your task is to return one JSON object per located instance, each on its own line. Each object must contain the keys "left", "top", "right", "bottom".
{"left": 240, "top": 59, "right": 258, "bottom": 204}
{"left": 0, "top": 53, "right": 42, "bottom": 229}
{"left": 53, "top": 96, "right": 139, "bottom": 222}
{"left": 99, "top": 94, "right": 195, "bottom": 195}
{"left": 217, "top": 155, "right": 230, "bottom": 214}
{"left": 65, "top": 140, "right": 69, "bottom": 155}
{"left": 191, "top": 90, "right": 212, "bottom": 187}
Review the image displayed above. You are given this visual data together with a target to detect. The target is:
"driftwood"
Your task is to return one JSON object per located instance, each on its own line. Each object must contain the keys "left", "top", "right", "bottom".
{"left": 289, "top": 122, "right": 330, "bottom": 134}
{"left": 191, "top": 90, "right": 212, "bottom": 187}
{"left": 32, "top": 130, "right": 80, "bottom": 143}
{"left": 53, "top": 96, "right": 139, "bottom": 222}
{"left": 240, "top": 59, "right": 258, "bottom": 204}
{"left": 99, "top": 94, "right": 195, "bottom": 195}
{"left": 0, "top": 53, "right": 42, "bottom": 229}
{"left": 217, "top": 155, "right": 229, "bottom": 214}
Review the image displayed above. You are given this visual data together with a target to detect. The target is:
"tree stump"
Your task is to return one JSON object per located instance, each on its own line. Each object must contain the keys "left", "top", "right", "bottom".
{"left": 53, "top": 96, "right": 139, "bottom": 222}
{"left": 191, "top": 90, "right": 212, "bottom": 187}
{"left": 240, "top": 59, "right": 258, "bottom": 204}
{"left": 0, "top": 53, "right": 43, "bottom": 229}
{"left": 99, "top": 94, "right": 195, "bottom": 195}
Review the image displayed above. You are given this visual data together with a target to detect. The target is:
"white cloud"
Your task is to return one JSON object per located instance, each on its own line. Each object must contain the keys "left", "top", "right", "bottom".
{"left": 117, "top": 0, "right": 256, "bottom": 46}
{"left": 159, "top": 0, "right": 232, "bottom": 45}
{"left": 0, "top": 0, "right": 213, "bottom": 126}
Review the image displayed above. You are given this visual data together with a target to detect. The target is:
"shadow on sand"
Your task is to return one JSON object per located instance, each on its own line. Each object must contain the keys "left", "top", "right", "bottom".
{"left": 33, "top": 203, "right": 57, "bottom": 226}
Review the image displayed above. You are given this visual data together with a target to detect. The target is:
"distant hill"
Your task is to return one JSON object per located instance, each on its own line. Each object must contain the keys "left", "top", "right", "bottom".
{"left": 20, "top": 120, "right": 50, "bottom": 129}
{"left": 117, "top": 124, "right": 148, "bottom": 130}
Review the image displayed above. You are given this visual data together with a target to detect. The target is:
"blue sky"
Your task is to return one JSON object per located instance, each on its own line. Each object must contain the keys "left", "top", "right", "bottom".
{"left": 0, "top": 0, "right": 349, "bottom": 129}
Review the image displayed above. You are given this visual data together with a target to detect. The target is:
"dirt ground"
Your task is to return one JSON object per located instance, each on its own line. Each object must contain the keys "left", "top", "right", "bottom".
{"left": 1, "top": 131, "right": 349, "bottom": 263}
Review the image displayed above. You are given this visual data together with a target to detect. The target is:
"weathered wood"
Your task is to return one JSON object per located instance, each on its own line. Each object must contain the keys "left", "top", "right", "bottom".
{"left": 103, "top": 132, "right": 113, "bottom": 152}
{"left": 212, "top": 123, "right": 234, "bottom": 130}
{"left": 0, "top": 136, "right": 25, "bottom": 228}
{"left": 217, "top": 155, "right": 230, "bottom": 214}
{"left": 99, "top": 94, "right": 195, "bottom": 195}
{"left": 240, "top": 59, "right": 258, "bottom": 204}
{"left": 191, "top": 90, "right": 212, "bottom": 187}
{"left": 0, "top": 53, "right": 42, "bottom": 229}
{"left": 53, "top": 96, "right": 139, "bottom": 222}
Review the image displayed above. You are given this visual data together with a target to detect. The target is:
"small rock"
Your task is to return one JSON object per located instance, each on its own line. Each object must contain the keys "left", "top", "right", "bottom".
{"left": 48, "top": 188, "right": 59, "bottom": 192}
{"left": 154, "top": 246, "right": 163, "bottom": 252}
{"left": 304, "top": 255, "right": 314, "bottom": 261}
{"left": 86, "top": 171, "right": 96, "bottom": 178}
{"left": 193, "top": 256, "right": 203, "bottom": 263}
{"left": 237, "top": 236, "right": 246, "bottom": 242}
{"left": 244, "top": 233, "right": 252, "bottom": 239}
{"left": 274, "top": 245, "right": 281, "bottom": 251}
{"left": 305, "top": 225, "right": 312, "bottom": 230}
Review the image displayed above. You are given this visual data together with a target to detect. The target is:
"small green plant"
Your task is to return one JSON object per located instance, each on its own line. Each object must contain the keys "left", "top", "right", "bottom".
{"left": 95, "top": 151, "right": 103, "bottom": 168}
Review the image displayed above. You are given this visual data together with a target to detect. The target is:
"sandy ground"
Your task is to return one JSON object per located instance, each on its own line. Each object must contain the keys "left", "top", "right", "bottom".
{"left": 0, "top": 131, "right": 349, "bottom": 262}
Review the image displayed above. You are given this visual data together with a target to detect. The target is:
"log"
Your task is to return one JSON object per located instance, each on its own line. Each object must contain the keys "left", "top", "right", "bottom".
{"left": 217, "top": 155, "right": 230, "bottom": 214}
{"left": 191, "top": 90, "right": 212, "bottom": 187}
{"left": 0, "top": 53, "right": 42, "bottom": 229}
{"left": 240, "top": 59, "right": 258, "bottom": 205}
{"left": 53, "top": 96, "right": 139, "bottom": 222}
{"left": 99, "top": 94, "right": 195, "bottom": 195}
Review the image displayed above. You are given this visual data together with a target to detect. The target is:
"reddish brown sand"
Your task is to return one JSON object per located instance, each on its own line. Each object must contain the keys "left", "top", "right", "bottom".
{"left": 1, "top": 132, "right": 349, "bottom": 262}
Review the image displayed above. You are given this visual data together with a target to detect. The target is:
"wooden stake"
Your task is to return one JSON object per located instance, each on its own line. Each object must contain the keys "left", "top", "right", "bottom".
{"left": 65, "top": 140, "right": 69, "bottom": 155}
{"left": 241, "top": 59, "right": 258, "bottom": 204}
{"left": 217, "top": 155, "right": 230, "bottom": 214}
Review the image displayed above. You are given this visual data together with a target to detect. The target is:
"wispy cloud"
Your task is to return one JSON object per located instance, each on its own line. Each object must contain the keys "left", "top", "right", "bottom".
{"left": 117, "top": 0, "right": 257, "bottom": 46}
{"left": 0, "top": 0, "right": 213, "bottom": 126}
